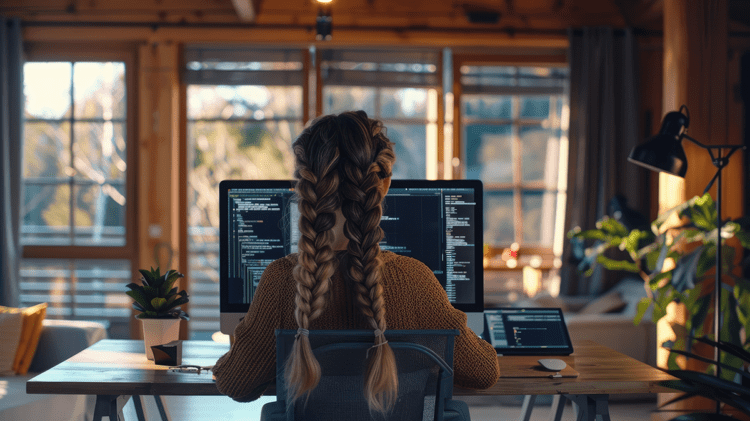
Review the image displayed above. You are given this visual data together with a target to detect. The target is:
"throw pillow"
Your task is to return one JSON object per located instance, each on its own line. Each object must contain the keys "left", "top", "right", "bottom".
{"left": 0, "top": 303, "right": 48, "bottom": 375}
{"left": 0, "top": 311, "right": 23, "bottom": 375}
{"left": 577, "top": 291, "right": 627, "bottom": 315}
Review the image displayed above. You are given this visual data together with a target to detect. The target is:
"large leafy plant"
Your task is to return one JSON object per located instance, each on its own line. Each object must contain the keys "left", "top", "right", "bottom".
{"left": 126, "top": 267, "right": 190, "bottom": 319}
{"left": 568, "top": 194, "right": 750, "bottom": 375}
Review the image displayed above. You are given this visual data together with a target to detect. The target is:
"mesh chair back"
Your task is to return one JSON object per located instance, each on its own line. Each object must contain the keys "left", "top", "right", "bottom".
{"left": 274, "top": 329, "right": 459, "bottom": 421}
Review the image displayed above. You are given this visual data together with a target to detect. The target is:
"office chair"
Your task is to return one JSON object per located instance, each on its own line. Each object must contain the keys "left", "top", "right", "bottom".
{"left": 260, "top": 329, "right": 470, "bottom": 421}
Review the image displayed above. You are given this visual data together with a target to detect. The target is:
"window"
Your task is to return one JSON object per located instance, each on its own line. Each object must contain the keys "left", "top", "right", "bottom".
{"left": 185, "top": 47, "right": 306, "bottom": 339}
{"left": 321, "top": 49, "right": 442, "bottom": 180}
{"left": 21, "top": 53, "right": 136, "bottom": 338}
{"left": 455, "top": 59, "right": 569, "bottom": 304}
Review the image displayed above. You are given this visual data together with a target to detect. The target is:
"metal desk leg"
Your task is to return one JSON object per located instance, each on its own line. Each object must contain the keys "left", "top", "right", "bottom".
{"left": 93, "top": 395, "right": 130, "bottom": 421}
{"left": 132, "top": 396, "right": 148, "bottom": 421}
{"left": 549, "top": 395, "right": 566, "bottom": 421}
{"left": 564, "top": 394, "right": 611, "bottom": 421}
{"left": 131, "top": 395, "right": 171, "bottom": 421}
{"left": 519, "top": 395, "right": 537, "bottom": 421}
{"left": 154, "top": 395, "right": 171, "bottom": 421}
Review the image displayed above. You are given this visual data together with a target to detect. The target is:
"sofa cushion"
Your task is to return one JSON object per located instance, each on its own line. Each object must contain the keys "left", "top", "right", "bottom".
{"left": 0, "top": 311, "right": 23, "bottom": 375}
{"left": 29, "top": 319, "right": 108, "bottom": 373}
{"left": 0, "top": 303, "right": 47, "bottom": 375}
{"left": 577, "top": 290, "right": 627, "bottom": 315}
{"left": 15, "top": 303, "right": 48, "bottom": 375}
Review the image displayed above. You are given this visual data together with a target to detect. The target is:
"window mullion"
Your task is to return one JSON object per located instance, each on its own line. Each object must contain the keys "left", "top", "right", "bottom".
{"left": 512, "top": 95, "right": 523, "bottom": 245}
{"left": 69, "top": 62, "right": 76, "bottom": 245}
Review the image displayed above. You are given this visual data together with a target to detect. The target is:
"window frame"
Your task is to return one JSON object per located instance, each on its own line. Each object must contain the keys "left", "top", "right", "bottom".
{"left": 21, "top": 43, "right": 138, "bottom": 269}
{"left": 316, "top": 47, "right": 445, "bottom": 180}
{"left": 452, "top": 53, "right": 568, "bottom": 271}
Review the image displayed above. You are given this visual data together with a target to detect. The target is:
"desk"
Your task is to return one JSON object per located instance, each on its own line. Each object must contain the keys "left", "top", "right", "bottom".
{"left": 27, "top": 340, "right": 226, "bottom": 421}
{"left": 455, "top": 340, "right": 676, "bottom": 421}
{"left": 27, "top": 339, "right": 675, "bottom": 421}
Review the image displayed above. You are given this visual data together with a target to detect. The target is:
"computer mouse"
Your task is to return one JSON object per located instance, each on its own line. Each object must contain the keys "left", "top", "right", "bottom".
{"left": 538, "top": 358, "right": 567, "bottom": 372}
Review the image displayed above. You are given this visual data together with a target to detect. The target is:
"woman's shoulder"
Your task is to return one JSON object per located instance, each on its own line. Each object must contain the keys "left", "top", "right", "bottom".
{"left": 263, "top": 254, "right": 298, "bottom": 277}
{"left": 380, "top": 251, "right": 433, "bottom": 277}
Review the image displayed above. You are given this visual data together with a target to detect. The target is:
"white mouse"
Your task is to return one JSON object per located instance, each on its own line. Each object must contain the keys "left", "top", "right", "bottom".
{"left": 538, "top": 358, "right": 567, "bottom": 372}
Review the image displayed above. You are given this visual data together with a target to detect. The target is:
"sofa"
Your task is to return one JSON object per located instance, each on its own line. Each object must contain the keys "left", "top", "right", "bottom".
{"left": 1, "top": 319, "right": 107, "bottom": 421}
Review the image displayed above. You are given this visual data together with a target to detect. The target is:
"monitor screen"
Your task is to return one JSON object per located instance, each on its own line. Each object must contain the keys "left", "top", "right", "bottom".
{"left": 219, "top": 179, "right": 484, "bottom": 333}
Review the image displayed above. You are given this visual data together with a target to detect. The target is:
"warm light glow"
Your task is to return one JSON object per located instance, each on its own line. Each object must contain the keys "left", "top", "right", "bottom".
{"left": 212, "top": 331, "right": 231, "bottom": 344}
{"left": 316, "top": 0, "right": 333, "bottom": 3}
{"left": 523, "top": 266, "right": 543, "bottom": 297}
{"left": 0, "top": 380, "right": 7, "bottom": 399}
{"left": 506, "top": 258, "right": 518, "bottom": 269}
{"left": 426, "top": 89, "right": 439, "bottom": 180}
{"left": 659, "top": 173, "right": 685, "bottom": 215}
{"left": 553, "top": 136, "right": 569, "bottom": 257}
{"left": 657, "top": 301, "right": 686, "bottom": 369}
{"left": 529, "top": 255, "right": 542, "bottom": 268}
{"left": 443, "top": 123, "right": 453, "bottom": 180}
{"left": 547, "top": 274, "right": 561, "bottom": 297}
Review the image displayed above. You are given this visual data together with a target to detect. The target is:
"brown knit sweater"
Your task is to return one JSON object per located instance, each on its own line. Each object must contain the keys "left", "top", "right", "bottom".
{"left": 212, "top": 251, "right": 500, "bottom": 402}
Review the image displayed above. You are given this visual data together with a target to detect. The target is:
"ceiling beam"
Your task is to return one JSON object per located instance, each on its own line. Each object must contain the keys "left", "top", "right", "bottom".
{"left": 611, "top": 0, "right": 663, "bottom": 28}
{"left": 230, "top": 0, "right": 255, "bottom": 22}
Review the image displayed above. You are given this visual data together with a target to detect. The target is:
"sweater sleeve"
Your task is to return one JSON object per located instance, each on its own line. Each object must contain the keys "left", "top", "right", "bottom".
{"left": 384, "top": 256, "right": 500, "bottom": 390}
{"left": 212, "top": 257, "right": 291, "bottom": 402}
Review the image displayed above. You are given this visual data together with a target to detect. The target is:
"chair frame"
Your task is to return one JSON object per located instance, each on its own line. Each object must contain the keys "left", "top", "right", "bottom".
{"left": 271, "top": 329, "right": 461, "bottom": 421}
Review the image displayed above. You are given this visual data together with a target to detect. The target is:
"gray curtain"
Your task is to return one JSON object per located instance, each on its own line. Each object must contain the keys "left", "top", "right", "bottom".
{"left": 560, "top": 27, "right": 651, "bottom": 296}
{"left": 0, "top": 17, "right": 23, "bottom": 307}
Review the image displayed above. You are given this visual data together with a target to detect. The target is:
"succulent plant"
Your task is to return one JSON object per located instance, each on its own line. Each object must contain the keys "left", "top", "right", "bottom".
{"left": 126, "top": 267, "right": 189, "bottom": 319}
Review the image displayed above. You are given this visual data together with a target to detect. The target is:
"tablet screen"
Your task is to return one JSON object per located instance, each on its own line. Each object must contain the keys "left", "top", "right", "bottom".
{"left": 483, "top": 308, "right": 574, "bottom": 355}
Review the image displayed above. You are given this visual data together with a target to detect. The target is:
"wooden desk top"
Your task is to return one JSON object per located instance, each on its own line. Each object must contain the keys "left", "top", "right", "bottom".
{"left": 455, "top": 340, "right": 676, "bottom": 396}
{"left": 27, "top": 340, "right": 229, "bottom": 396}
{"left": 27, "top": 339, "right": 676, "bottom": 397}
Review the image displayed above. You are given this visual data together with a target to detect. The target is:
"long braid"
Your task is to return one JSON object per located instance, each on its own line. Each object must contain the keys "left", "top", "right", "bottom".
{"left": 338, "top": 113, "right": 397, "bottom": 414}
{"left": 285, "top": 116, "right": 342, "bottom": 405}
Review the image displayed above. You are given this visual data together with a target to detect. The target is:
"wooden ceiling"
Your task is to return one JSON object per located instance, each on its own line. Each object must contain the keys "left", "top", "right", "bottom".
{"left": 5, "top": 0, "right": 750, "bottom": 41}
{"left": 2, "top": 0, "right": 655, "bottom": 31}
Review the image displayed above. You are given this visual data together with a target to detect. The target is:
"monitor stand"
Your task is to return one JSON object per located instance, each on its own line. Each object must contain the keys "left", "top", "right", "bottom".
{"left": 466, "top": 312, "right": 484, "bottom": 337}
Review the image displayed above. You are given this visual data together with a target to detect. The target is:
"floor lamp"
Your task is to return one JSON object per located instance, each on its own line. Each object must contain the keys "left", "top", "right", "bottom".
{"left": 627, "top": 105, "right": 746, "bottom": 388}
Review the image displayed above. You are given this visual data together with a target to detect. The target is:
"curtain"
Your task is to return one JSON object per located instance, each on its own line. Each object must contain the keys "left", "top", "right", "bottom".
{"left": 0, "top": 17, "right": 23, "bottom": 307}
{"left": 560, "top": 27, "right": 651, "bottom": 296}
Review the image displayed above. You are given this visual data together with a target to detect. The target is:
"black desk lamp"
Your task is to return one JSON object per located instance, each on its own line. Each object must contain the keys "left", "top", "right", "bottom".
{"left": 628, "top": 105, "right": 746, "bottom": 385}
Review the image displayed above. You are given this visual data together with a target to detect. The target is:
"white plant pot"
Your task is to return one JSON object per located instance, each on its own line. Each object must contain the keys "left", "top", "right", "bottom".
{"left": 141, "top": 318, "right": 181, "bottom": 360}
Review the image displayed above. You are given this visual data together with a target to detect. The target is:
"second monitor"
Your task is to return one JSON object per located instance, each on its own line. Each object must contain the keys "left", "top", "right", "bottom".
{"left": 219, "top": 179, "right": 484, "bottom": 334}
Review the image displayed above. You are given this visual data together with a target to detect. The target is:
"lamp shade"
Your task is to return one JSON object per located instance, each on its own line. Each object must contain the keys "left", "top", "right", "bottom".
{"left": 627, "top": 110, "right": 689, "bottom": 177}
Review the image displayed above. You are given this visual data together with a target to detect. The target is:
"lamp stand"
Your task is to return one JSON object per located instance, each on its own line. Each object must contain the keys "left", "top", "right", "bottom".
{"left": 682, "top": 135, "right": 745, "bottom": 411}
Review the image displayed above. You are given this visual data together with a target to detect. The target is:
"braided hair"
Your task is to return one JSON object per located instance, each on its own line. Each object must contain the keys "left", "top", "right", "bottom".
{"left": 285, "top": 110, "right": 397, "bottom": 413}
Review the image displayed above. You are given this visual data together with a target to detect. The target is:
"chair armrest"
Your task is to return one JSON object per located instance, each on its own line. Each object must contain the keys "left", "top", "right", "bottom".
{"left": 27, "top": 319, "right": 108, "bottom": 373}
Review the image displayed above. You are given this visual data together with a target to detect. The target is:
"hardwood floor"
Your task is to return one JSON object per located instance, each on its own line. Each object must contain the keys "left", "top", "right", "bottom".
{"left": 123, "top": 395, "right": 659, "bottom": 421}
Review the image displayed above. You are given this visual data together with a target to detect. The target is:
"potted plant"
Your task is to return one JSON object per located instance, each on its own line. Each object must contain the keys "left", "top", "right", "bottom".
{"left": 126, "top": 267, "right": 189, "bottom": 360}
{"left": 568, "top": 194, "right": 750, "bottom": 375}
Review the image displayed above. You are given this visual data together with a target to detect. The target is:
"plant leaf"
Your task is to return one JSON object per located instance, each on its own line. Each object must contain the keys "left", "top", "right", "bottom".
{"left": 665, "top": 348, "right": 750, "bottom": 381}
{"left": 693, "top": 337, "right": 750, "bottom": 363}
{"left": 595, "top": 255, "right": 639, "bottom": 272}
{"left": 634, "top": 297, "right": 651, "bottom": 326}
{"left": 669, "top": 413, "right": 746, "bottom": 421}
{"left": 126, "top": 290, "right": 151, "bottom": 309}
{"left": 671, "top": 246, "right": 704, "bottom": 293}
{"left": 150, "top": 297, "right": 167, "bottom": 311}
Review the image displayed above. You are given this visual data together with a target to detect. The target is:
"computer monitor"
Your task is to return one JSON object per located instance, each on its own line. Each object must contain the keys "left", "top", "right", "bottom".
{"left": 219, "top": 179, "right": 484, "bottom": 334}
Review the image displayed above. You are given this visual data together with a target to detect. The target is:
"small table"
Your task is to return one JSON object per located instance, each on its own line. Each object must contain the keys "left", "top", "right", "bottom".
{"left": 27, "top": 339, "right": 675, "bottom": 421}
